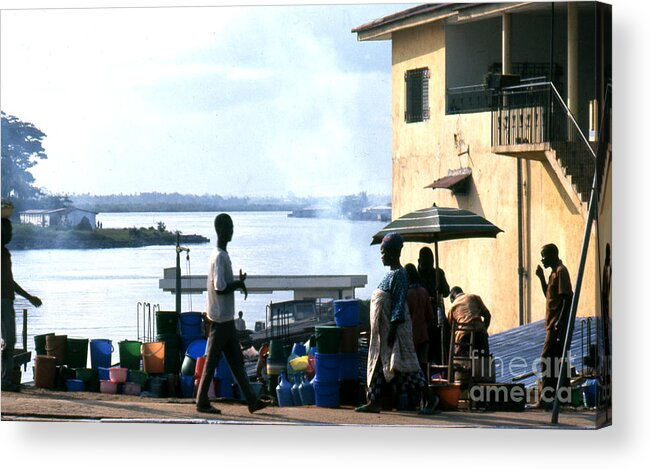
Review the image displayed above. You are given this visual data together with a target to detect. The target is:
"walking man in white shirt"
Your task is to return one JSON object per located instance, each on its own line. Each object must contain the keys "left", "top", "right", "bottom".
{"left": 195, "top": 213, "right": 266, "bottom": 414}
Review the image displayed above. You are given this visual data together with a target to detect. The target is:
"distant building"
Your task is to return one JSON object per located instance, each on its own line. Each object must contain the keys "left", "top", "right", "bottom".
{"left": 19, "top": 207, "right": 98, "bottom": 229}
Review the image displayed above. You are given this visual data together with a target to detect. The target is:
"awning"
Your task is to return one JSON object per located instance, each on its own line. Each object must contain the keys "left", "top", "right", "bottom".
{"left": 424, "top": 167, "right": 472, "bottom": 194}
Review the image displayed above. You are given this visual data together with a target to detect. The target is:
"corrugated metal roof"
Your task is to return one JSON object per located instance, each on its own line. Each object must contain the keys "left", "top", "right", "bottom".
{"left": 488, "top": 318, "right": 599, "bottom": 389}
{"left": 424, "top": 168, "right": 472, "bottom": 191}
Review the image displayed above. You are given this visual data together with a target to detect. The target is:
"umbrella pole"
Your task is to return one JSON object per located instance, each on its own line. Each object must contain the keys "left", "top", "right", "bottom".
{"left": 434, "top": 241, "right": 447, "bottom": 367}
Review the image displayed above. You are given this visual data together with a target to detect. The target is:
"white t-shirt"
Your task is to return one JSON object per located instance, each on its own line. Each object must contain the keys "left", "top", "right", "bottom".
{"left": 206, "top": 247, "right": 235, "bottom": 323}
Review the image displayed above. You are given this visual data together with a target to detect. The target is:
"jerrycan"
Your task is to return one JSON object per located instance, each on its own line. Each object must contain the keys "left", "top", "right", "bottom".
{"left": 276, "top": 371, "right": 294, "bottom": 407}
{"left": 299, "top": 373, "right": 315, "bottom": 406}
{"left": 291, "top": 372, "right": 303, "bottom": 406}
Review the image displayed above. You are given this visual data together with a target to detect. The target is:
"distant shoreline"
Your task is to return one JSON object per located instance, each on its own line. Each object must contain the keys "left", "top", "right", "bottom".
{"left": 9, "top": 224, "right": 209, "bottom": 250}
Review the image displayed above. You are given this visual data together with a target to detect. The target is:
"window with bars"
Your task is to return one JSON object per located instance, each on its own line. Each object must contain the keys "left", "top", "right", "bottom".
{"left": 405, "top": 67, "right": 430, "bottom": 123}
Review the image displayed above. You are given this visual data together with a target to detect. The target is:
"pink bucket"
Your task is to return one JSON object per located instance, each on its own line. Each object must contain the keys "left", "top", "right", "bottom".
{"left": 109, "top": 367, "right": 128, "bottom": 383}
{"left": 100, "top": 380, "right": 118, "bottom": 394}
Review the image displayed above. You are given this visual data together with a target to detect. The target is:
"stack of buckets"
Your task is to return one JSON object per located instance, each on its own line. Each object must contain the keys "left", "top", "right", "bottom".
{"left": 313, "top": 298, "right": 361, "bottom": 408}
{"left": 266, "top": 339, "right": 287, "bottom": 398}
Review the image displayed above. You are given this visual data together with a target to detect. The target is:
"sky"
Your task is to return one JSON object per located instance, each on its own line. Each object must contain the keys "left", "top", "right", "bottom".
{"left": 0, "top": 1, "right": 412, "bottom": 197}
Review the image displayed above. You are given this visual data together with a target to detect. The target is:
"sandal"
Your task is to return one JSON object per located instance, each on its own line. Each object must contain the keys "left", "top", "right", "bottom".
{"left": 196, "top": 404, "right": 222, "bottom": 415}
{"left": 355, "top": 403, "right": 381, "bottom": 413}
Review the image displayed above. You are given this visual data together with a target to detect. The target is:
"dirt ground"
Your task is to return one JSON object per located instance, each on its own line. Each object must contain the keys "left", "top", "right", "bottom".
{"left": 1, "top": 386, "right": 601, "bottom": 428}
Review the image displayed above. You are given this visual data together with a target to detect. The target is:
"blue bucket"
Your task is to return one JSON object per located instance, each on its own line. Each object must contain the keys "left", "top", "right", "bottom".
{"left": 582, "top": 379, "right": 598, "bottom": 407}
{"left": 66, "top": 379, "right": 85, "bottom": 392}
{"left": 181, "top": 334, "right": 205, "bottom": 355}
{"left": 180, "top": 374, "right": 195, "bottom": 398}
{"left": 97, "top": 366, "right": 110, "bottom": 381}
{"left": 179, "top": 312, "right": 204, "bottom": 337}
{"left": 338, "top": 353, "right": 359, "bottom": 381}
{"left": 314, "top": 378, "right": 340, "bottom": 408}
{"left": 315, "top": 353, "right": 340, "bottom": 383}
{"left": 185, "top": 338, "right": 208, "bottom": 359}
{"left": 334, "top": 299, "right": 361, "bottom": 327}
{"left": 90, "top": 339, "right": 113, "bottom": 370}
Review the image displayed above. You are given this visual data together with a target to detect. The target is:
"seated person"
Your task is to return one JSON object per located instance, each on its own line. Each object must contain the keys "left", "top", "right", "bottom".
{"left": 448, "top": 286, "right": 491, "bottom": 356}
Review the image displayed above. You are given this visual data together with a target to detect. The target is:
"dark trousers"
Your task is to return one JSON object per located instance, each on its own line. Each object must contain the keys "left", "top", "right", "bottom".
{"left": 196, "top": 319, "right": 256, "bottom": 408}
{"left": 1, "top": 299, "right": 16, "bottom": 387}
{"left": 540, "top": 321, "right": 568, "bottom": 395}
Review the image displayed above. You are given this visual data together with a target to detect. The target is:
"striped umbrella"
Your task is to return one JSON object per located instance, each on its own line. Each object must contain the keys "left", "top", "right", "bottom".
{"left": 371, "top": 206, "right": 503, "bottom": 246}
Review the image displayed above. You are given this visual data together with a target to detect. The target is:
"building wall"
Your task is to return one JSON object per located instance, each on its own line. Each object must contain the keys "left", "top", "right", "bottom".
{"left": 390, "top": 22, "right": 598, "bottom": 334}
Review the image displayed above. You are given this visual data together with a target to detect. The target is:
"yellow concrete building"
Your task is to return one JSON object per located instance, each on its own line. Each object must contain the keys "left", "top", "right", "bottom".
{"left": 354, "top": 2, "right": 611, "bottom": 334}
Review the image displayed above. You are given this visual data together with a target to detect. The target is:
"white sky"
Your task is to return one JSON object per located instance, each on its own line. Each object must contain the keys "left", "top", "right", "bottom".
{"left": 1, "top": 1, "right": 410, "bottom": 197}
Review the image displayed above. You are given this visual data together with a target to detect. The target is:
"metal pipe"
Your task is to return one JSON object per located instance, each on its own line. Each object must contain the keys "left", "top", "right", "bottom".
{"left": 175, "top": 233, "right": 181, "bottom": 315}
{"left": 517, "top": 158, "right": 524, "bottom": 326}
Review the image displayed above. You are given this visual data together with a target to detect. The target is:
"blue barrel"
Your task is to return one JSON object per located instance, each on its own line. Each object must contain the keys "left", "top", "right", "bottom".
{"left": 180, "top": 374, "right": 195, "bottom": 398}
{"left": 338, "top": 353, "right": 359, "bottom": 381}
{"left": 334, "top": 299, "right": 361, "bottom": 327}
{"left": 315, "top": 353, "right": 340, "bottom": 383}
{"left": 179, "top": 312, "right": 204, "bottom": 337}
{"left": 90, "top": 339, "right": 113, "bottom": 370}
{"left": 313, "top": 378, "right": 340, "bottom": 408}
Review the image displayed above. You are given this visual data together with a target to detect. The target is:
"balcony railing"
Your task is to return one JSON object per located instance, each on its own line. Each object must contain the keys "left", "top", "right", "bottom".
{"left": 446, "top": 84, "right": 493, "bottom": 115}
{"left": 492, "top": 82, "right": 596, "bottom": 202}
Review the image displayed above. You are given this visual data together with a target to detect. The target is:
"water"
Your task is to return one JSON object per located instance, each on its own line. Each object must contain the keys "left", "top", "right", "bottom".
{"left": 10, "top": 211, "right": 387, "bottom": 382}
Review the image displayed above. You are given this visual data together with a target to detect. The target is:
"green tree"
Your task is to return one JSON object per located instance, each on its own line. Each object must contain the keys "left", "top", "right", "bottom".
{"left": 1, "top": 112, "right": 48, "bottom": 212}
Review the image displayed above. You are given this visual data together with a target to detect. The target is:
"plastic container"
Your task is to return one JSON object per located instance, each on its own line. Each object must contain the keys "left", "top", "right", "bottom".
{"left": 156, "top": 333, "right": 181, "bottom": 374}
{"left": 128, "top": 370, "right": 148, "bottom": 387}
{"left": 181, "top": 354, "right": 197, "bottom": 376}
{"left": 118, "top": 340, "right": 142, "bottom": 370}
{"left": 315, "top": 353, "right": 340, "bottom": 383}
{"left": 100, "top": 380, "right": 118, "bottom": 394}
{"left": 97, "top": 366, "right": 110, "bottom": 381}
{"left": 181, "top": 334, "right": 205, "bottom": 355}
{"left": 218, "top": 378, "right": 235, "bottom": 399}
{"left": 155, "top": 310, "right": 179, "bottom": 335}
{"left": 185, "top": 338, "right": 207, "bottom": 359}
{"left": 334, "top": 299, "right": 361, "bottom": 327}
{"left": 90, "top": 339, "right": 113, "bottom": 370}
{"left": 65, "top": 338, "right": 89, "bottom": 368}
{"left": 313, "top": 378, "right": 340, "bottom": 408}
{"left": 109, "top": 367, "right": 128, "bottom": 383}
{"left": 289, "top": 355, "right": 308, "bottom": 373}
{"left": 291, "top": 342, "right": 306, "bottom": 357}
{"left": 215, "top": 357, "right": 233, "bottom": 381}
{"left": 75, "top": 367, "right": 95, "bottom": 383}
{"left": 194, "top": 356, "right": 207, "bottom": 380}
{"left": 179, "top": 312, "right": 204, "bottom": 337}
{"left": 45, "top": 334, "right": 67, "bottom": 365}
{"left": 141, "top": 341, "right": 165, "bottom": 374}
{"left": 339, "top": 326, "right": 360, "bottom": 353}
{"left": 338, "top": 353, "right": 359, "bottom": 381}
{"left": 314, "top": 326, "right": 342, "bottom": 354}
{"left": 430, "top": 383, "right": 461, "bottom": 411}
{"left": 180, "top": 374, "right": 195, "bottom": 398}
{"left": 124, "top": 382, "right": 142, "bottom": 396}
{"left": 34, "top": 333, "right": 55, "bottom": 356}
{"left": 582, "top": 379, "right": 598, "bottom": 408}
{"left": 34, "top": 355, "right": 57, "bottom": 389}
{"left": 148, "top": 376, "right": 166, "bottom": 397}
{"left": 299, "top": 374, "right": 315, "bottom": 405}
{"left": 276, "top": 371, "right": 294, "bottom": 407}
{"left": 65, "top": 379, "right": 85, "bottom": 392}
{"left": 291, "top": 372, "right": 303, "bottom": 406}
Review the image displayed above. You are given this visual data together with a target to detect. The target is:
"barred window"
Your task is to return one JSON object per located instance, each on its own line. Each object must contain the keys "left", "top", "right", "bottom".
{"left": 405, "top": 67, "right": 430, "bottom": 123}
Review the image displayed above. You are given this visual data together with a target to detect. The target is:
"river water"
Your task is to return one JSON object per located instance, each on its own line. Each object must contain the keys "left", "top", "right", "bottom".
{"left": 10, "top": 211, "right": 387, "bottom": 382}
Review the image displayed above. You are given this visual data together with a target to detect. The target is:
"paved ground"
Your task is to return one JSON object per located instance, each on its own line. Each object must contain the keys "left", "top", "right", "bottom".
{"left": 1, "top": 387, "right": 601, "bottom": 428}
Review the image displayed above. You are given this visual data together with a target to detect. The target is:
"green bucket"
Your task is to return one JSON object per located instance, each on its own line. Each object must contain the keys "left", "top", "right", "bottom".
{"left": 128, "top": 370, "right": 149, "bottom": 386}
{"left": 119, "top": 340, "right": 142, "bottom": 370}
{"left": 66, "top": 338, "right": 89, "bottom": 368}
{"left": 268, "top": 339, "right": 286, "bottom": 362}
{"left": 156, "top": 311, "right": 179, "bottom": 335}
{"left": 314, "top": 326, "right": 342, "bottom": 354}
{"left": 34, "top": 333, "right": 55, "bottom": 356}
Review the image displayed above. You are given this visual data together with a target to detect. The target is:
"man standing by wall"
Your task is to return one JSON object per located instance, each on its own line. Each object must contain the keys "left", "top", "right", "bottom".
{"left": 195, "top": 213, "right": 266, "bottom": 415}
{"left": 535, "top": 243, "right": 573, "bottom": 408}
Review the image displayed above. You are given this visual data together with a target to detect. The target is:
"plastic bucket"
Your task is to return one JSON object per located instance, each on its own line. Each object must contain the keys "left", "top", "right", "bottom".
{"left": 215, "top": 357, "right": 233, "bottom": 380}
{"left": 100, "top": 380, "right": 118, "bottom": 394}
{"left": 141, "top": 342, "right": 165, "bottom": 374}
{"left": 315, "top": 353, "right": 340, "bottom": 383}
{"left": 75, "top": 367, "right": 95, "bottom": 383}
{"left": 156, "top": 333, "right": 180, "bottom": 374}
{"left": 34, "top": 355, "right": 57, "bottom": 388}
{"left": 181, "top": 354, "right": 197, "bottom": 376}
{"left": 430, "top": 383, "right": 461, "bottom": 411}
{"left": 314, "top": 326, "right": 341, "bottom": 354}
{"left": 97, "top": 366, "right": 110, "bottom": 381}
{"left": 109, "top": 367, "right": 128, "bottom": 383}
{"left": 313, "top": 378, "right": 340, "bottom": 408}
{"left": 155, "top": 310, "right": 179, "bottom": 335}
{"left": 34, "top": 333, "right": 55, "bottom": 356}
{"left": 339, "top": 326, "right": 359, "bottom": 353}
{"left": 65, "top": 338, "right": 89, "bottom": 368}
{"left": 334, "top": 299, "right": 361, "bottom": 327}
{"left": 185, "top": 338, "right": 207, "bottom": 359}
{"left": 179, "top": 312, "right": 204, "bottom": 337}
{"left": 124, "top": 382, "right": 142, "bottom": 396}
{"left": 65, "top": 379, "right": 85, "bottom": 392}
{"left": 118, "top": 340, "right": 142, "bottom": 370}
{"left": 90, "top": 339, "right": 113, "bottom": 370}
{"left": 218, "top": 378, "right": 235, "bottom": 399}
{"left": 194, "top": 356, "right": 207, "bottom": 379}
{"left": 291, "top": 342, "right": 306, "bottom": 357}
{"left": 582, "top": 379, "right": 598, "bottom": 407}
{"left": 180, "top": 374, "right": 194, "bottom": 398}
{"left": 338, "top": 353, "right": 359, "bottom": 381}
{"left": 181, "top": 334, "right": 205, "bottom": 355}
{"left": 45, "top": 334, "right": 67, "bottom": 365}
{"left": 128, "top": 370, "right": 148, "bottom": 386}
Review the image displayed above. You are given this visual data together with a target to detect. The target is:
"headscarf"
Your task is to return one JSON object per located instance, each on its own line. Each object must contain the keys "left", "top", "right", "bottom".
{"left": 381, "top": 232, "right": 403, "bottom": 250}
